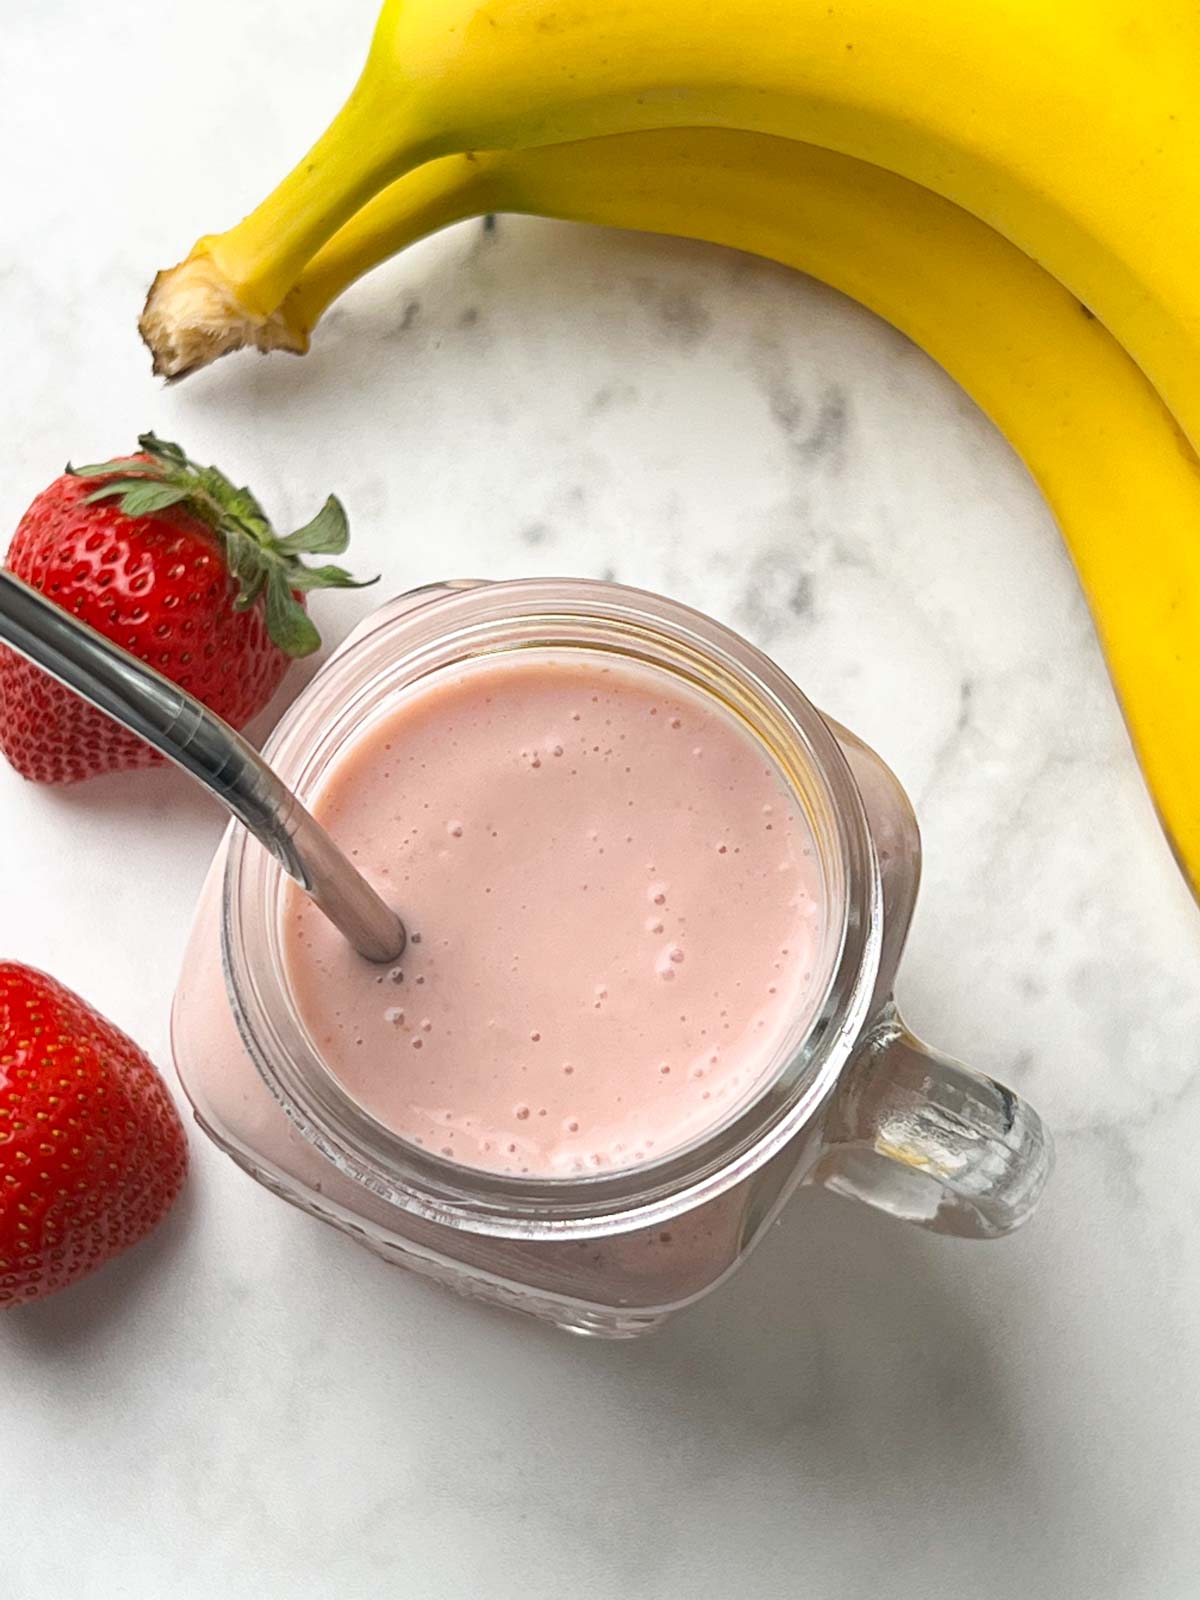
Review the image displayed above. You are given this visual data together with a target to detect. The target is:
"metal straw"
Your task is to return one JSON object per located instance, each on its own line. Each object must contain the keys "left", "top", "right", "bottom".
{"left": 0, "top": 570, "right": 406, "bottom": 963}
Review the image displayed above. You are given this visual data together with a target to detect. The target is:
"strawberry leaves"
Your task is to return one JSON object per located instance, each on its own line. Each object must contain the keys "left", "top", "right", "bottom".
{"left": 275, "top": 495, "right": 350, "bottom": 556}
{"left": 65, "top": 434, "right": 374, "bottom": 657}
{"left": 266, "top": 567, "right": 321, "bottom": 656}
{"left": 83, "top": 480, "right": 193, "bottom": 517}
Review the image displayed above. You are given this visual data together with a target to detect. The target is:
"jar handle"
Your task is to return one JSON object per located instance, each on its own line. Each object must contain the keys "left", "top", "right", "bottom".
{"left": 811, "top": 1005, "right": 1053, "bottom": 1238}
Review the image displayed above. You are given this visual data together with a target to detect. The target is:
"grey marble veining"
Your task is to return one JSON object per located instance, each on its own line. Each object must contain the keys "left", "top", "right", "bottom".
{"left": 3, "top": 2, "right": 1200, "bottom": 1596}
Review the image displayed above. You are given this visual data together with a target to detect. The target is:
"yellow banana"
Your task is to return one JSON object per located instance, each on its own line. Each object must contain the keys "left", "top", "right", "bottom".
{"left": 208, "top": 129, "right": 1200, "bottom": 895}
{"left": 141, "top": 0, "right": 1200, "bottom": 465}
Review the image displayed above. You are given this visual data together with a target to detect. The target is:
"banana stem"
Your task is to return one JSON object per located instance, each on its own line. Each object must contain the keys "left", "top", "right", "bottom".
{"left": 141, "top": 63, "right": 432, "bottom": 377}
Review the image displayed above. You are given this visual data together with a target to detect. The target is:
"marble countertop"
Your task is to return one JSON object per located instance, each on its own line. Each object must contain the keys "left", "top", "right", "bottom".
{"left": 4, "top": 2, "right": 1200, "bottom": 1595}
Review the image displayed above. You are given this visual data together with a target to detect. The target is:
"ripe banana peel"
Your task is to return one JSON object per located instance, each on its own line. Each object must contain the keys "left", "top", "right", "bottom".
{"left": 170, "top": 128, "right": 1200, "bottom": 895}
{"left": 141, "top": 0, "right": 1200, "bottom": 470}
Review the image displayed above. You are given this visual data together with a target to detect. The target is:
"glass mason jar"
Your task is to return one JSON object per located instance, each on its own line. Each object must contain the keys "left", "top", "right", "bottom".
{"left": 172, "top": 579, "right": 1052, "bottom": 1337}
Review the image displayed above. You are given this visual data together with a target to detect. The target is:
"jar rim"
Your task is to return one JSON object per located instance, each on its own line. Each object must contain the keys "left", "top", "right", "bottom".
{"left": 221, "top": 578, "right": 883, "bottom": 1238}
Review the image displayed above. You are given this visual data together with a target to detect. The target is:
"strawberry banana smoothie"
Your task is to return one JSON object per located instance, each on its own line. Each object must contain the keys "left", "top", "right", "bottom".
{"left": 284, "top": 646, "right": 825, "bottom": 1177}
{"left": 283, "top": 651, "right": 824, "bottom": 1177}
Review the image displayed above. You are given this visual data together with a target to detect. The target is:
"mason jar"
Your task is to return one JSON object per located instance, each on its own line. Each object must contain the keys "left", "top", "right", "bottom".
{"left": 172, "top": 579, "right": 1052, "bottom": 1337}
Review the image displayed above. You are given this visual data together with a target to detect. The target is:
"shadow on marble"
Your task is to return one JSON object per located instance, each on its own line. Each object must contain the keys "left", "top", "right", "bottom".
{"left": 37, "top": 762, "right": 217, "bottom": 832}
{"left": 603, "top": 1187, "right": 1074, "bottom": 1573}
{"left": 312, "top": 1180, "right": 1076, "bottom": 1589}
{"left": 161, "top": 217, "right": 791, "bottom": 425}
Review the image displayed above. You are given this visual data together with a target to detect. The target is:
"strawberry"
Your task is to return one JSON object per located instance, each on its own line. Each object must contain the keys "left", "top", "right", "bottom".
{"left": 0, "top": 963, "right": 188, "bottom": 1308}
{"left": 0, "top": 433, "right": 370, "bottom": 783}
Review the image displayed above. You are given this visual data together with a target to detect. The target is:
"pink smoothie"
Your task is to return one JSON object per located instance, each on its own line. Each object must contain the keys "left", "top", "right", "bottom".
{"left": 282, "top": 652, "right": 824, "bottom": 1176}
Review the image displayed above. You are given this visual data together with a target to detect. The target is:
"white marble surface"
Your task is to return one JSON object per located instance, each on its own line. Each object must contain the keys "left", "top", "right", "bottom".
{"left": 4, "top": 2, "right": 1200, "bottom": 1595}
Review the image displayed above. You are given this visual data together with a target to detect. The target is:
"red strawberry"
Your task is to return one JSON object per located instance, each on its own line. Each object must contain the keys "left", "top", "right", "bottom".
{"left": 0, "top": 433, "right": 370, "bottom": 783}
{"left": 0, "top": 963, "right": 188, "bottom": 1308}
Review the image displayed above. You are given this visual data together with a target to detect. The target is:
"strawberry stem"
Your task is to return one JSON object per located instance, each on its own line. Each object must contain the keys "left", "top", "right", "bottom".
{"left": 65, "top": 434, "right": 374, "bottom": 657}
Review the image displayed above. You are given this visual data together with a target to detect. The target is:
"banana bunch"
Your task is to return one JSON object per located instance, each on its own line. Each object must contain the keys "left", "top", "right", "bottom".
{"left": 139, "top": 0, "right": 1200, "bottom": 896}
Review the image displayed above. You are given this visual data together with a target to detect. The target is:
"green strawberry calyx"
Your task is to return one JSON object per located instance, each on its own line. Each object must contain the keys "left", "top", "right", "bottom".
{"left": 66, "top": 433, "right": 375, "bottom": 657}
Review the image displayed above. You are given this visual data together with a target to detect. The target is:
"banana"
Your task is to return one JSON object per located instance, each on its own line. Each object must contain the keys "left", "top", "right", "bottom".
{"left": 203, "top": 129, "right": 1200, "bottom": 894}
{"left": 140, "top": 0, "right": 1200, "bottom": 463}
